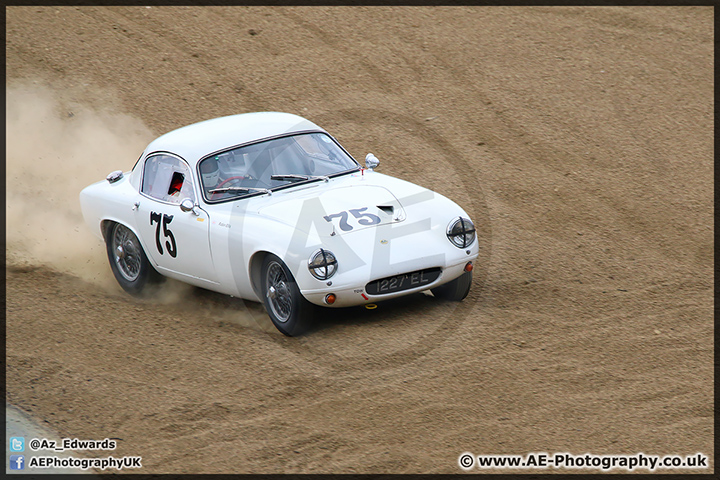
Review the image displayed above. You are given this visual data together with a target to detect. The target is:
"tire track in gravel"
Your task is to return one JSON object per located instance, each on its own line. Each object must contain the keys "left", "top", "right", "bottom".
{"left": 280, "top": 8, "right": 427, "bottom": 91}
{"left": 76, "top": 6, "right": 266, "bottom": 124}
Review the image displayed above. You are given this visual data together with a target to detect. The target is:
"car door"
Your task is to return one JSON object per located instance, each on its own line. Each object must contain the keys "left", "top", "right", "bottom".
{"left": 134, "top": 153, "right": 219, "bottom": 285}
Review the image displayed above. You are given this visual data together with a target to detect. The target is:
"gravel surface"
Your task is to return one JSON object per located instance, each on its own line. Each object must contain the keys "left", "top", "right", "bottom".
{"left": 5, "top": 6, "right": 713, "bottom": 474}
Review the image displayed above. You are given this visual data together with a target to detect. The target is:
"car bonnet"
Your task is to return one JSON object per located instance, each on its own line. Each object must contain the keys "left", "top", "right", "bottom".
{"left": 256, "top": 184, "right": 407, "bottom": 237}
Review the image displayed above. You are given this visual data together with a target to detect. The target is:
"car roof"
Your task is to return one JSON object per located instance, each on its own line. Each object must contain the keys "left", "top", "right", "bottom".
{"left": 141, "top": 112, "right": 326, "bottom": 164}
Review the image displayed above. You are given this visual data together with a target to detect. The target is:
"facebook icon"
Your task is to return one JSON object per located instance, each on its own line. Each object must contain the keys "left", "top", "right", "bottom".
{"left": 10, "top": 455, "right": 25, "bottom": 470}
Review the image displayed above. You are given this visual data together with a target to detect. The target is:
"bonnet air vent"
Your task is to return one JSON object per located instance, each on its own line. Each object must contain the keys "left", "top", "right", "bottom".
{"left": 377, "top": 205, "right": 394, "bottom": 215}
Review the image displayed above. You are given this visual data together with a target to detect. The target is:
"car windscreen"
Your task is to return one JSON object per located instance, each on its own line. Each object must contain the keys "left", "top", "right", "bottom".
{"left": 199, "top": 132, "right": 359, "bottom": 202}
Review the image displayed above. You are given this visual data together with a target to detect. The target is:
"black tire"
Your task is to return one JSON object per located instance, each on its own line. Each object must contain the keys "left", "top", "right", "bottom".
{"left": 261, "top": 254, "right": 316, "bottom": 336}
{"left": 105, "top": 222, "right": 162, "bottom": 296}
{"left": 431, "top": 271, "right": 472, "bottom": 301}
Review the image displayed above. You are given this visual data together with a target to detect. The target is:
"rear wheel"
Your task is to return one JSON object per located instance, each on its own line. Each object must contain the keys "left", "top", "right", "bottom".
{"left": 261, "top": 254, "right": 316, "bottom": 336}
{"left": 106, "top": 222, "right": 162, "bottom": 295}
{"left": 431, "top": 271, "right": 472, "bottom": 301}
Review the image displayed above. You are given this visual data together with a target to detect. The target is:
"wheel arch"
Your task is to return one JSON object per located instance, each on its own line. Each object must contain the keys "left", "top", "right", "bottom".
{"left": 100, "top": 218, "right": 158, "bottom": 269}
{"left": 248, "top": 250, "right": 270, "bottom": 300}
{"left": 101, "top": 218, "right": 140, "bottom": 244}
{"left": 248, "top": 249, "right": 309, "bottom": 301}
{"left": 100, "top": 219, "right": 114, "bottom": 241}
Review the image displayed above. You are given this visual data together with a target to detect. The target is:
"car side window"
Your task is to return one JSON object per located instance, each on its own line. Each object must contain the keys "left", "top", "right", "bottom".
{"left": 141, "top": 154, "right": 195, "bottom": 204}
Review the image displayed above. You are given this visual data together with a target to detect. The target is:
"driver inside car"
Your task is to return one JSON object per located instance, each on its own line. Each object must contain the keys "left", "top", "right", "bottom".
{"left": 202, "top": 152, "right": 260, "bottom": 199}
{"left": 201, "top": 156, "right": 222, "bottom": 195}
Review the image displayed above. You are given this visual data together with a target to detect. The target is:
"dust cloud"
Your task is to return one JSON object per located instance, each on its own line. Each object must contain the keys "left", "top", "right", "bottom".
{"left": 5, "top": 84, "right": 154, "bottom": 288}
{"left": 5, "top": 84, "right": 265, "bottom": 325}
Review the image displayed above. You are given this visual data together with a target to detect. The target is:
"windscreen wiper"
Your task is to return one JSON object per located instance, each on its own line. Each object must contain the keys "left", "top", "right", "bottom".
{"left": 209, "top": 186, "right": 272, "bottom": 196}
{"left": 270, "top": 174, "right": 329, "bottom": 183}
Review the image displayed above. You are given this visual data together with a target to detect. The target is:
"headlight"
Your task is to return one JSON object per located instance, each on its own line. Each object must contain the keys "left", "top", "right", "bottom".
{"left": 446, "top": 217, "right": 476, "bottom": 248}
{"left": 308, "top": 248, "right": 338, "bottom": 280}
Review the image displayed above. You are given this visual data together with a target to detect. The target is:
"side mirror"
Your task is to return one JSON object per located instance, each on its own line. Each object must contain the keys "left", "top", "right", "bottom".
{"left": 365, "top": 153, "right": 379, "bottom": 170}
{"left": 180, "top": 198, "right": 200, "bottom": 216}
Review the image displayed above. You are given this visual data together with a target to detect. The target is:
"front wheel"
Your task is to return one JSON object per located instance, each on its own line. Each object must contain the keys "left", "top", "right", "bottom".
{"left": 431, "top": 271, "right": 472, "bottom": 301}
{"left": 261, "top": 254, "right": 316, "bottom": 336}
{"left": 105, "top": 222, "right": 162, "bottom": 296}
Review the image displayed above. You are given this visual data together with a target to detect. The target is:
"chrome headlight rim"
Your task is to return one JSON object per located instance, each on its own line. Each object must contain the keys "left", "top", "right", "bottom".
{"left": 308, "top": 248, "right": 338, "bottom": 280}
{"left": 446, "top": 216, "right": 476, "bottom": 249}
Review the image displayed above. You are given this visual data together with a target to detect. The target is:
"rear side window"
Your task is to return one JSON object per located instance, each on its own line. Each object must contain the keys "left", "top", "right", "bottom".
{"left": 141, "top": 154, "right": 195, "bottom": 203}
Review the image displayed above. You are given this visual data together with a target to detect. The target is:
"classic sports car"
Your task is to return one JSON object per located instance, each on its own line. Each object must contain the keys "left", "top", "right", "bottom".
{"left": 80, "top": 113, "right": 478, "bottom": 336}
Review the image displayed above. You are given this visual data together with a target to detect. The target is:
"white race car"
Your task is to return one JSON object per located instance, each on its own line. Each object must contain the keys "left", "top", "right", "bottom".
{"left": 80, "top": 113, "right": 478, "bottom": 335}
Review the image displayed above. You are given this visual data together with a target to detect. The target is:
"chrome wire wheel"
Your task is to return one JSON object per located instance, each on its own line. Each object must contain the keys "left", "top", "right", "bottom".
{"left": 111, "top": 224, "right": 142, "bottom": 282}
{"left": 265, "top": 260, "right": 292, "bottom": 323}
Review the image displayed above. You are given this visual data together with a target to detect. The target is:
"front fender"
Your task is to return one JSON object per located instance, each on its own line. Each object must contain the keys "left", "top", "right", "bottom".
{"left": 211, "top": 208, "right": 323, "bottom": 301}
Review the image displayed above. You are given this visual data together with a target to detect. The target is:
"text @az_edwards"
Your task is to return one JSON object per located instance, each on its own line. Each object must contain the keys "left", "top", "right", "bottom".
{"left": 29, "top": 437, "right": 116, "bottom": 452}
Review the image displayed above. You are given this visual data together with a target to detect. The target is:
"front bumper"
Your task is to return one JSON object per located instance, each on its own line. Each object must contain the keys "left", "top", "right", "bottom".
{"left": 301, "top": 257, "right": 475, "bottom": 308}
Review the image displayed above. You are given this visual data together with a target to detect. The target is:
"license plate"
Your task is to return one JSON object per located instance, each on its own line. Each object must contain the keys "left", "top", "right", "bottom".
{"left": 365, "top": 267, "right": 441, "bottom": 295}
